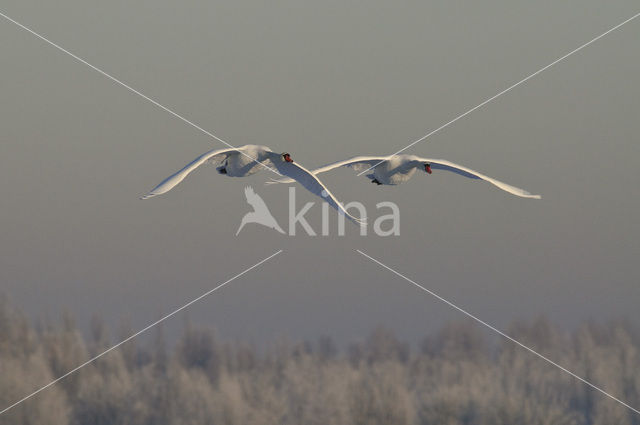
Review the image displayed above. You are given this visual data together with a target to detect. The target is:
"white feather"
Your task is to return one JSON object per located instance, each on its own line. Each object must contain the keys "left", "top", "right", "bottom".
{"left": 267, "top": 154, "right": 540, "bottom": 199}
{"left": 140, "top": 145, "right": 365, "bottom": 223}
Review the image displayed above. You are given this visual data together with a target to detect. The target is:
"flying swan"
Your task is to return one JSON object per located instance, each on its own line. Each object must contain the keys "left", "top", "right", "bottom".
{"left": 140, "top": 145, "right": 364, "bottom": 222}
{"left": 268, "top": 154, "right": 541, "bottom": 199}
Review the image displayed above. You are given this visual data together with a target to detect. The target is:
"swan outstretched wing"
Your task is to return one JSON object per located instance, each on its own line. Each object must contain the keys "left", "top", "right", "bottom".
{"left": 420, "top": 158, "right": 541, "bottom": 199}
{"left": 266, "top": 156, "right": 387, "bottom": 185}
{"left": 271, "top": 160, "right": 366, "bottom": 224}
{"left": 140, "top": 148, "right": 237, "bottom": 199}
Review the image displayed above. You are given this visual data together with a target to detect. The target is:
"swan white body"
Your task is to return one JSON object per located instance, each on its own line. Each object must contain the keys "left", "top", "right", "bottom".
{"left": 269, "top": 154, "right": 541, "bottom": 199}
{"left": 141, "top": 145, "right": 364, "bottom": 223}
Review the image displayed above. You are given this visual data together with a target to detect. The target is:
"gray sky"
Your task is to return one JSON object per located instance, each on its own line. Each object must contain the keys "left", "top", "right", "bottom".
{"left": 1, "top": 0, "right": 638, "bottom": 346}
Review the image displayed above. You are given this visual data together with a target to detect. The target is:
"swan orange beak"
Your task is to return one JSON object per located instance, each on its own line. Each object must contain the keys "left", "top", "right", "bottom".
{"left": 283, "top": 153, "right": 294, "bottom": 163}
{"left": 425, "top": 164, "right": 432, "bottom": 174}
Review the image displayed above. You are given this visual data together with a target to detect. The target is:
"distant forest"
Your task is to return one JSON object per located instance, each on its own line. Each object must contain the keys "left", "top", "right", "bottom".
{"left": 1, "top": 296, "right": 639, "bottom": 425}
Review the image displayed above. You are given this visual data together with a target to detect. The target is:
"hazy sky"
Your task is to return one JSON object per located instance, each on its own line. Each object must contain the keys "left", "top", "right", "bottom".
{"left": 1, "top": 0, "right": 638, "bottom": 346}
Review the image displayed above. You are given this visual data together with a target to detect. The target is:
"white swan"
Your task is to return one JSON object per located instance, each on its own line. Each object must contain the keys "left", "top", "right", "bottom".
{"left": 268, "top": 154, "right": 541, "bottom": 199}
{"left": 140, "top": 145, "right": 364, "bottom": 223}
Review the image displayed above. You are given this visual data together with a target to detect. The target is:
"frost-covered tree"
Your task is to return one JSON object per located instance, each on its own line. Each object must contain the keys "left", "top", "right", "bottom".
{"left": 0, "top": 294, "right": 639, "bottom": 425}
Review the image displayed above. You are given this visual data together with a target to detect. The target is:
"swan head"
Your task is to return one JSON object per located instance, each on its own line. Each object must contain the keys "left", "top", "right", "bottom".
{"left": 423, "top": 163, "right": 432, "bottom": 174}
{"left": 282, "top": 153, "right": 294, "bottom": 163}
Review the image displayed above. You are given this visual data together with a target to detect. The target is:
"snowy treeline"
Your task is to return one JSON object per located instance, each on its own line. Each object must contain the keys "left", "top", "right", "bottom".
{"left": 1, "top": 297, "right": 639, "bottom": 425}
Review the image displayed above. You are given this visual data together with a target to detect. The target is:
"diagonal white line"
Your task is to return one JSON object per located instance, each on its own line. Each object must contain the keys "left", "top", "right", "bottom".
{"left": 0, "top": 11, "right": 282, "bottom": 176}
{"left": 357, "top": 11, "right": 640, "bottom": 176}
{"left": 0, "top": 249, "right": 283, "bottom": 416}
{"left": 356, "top": 249, "right": 640, "bottom": 416}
